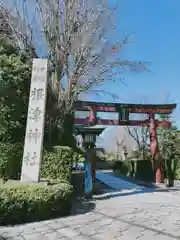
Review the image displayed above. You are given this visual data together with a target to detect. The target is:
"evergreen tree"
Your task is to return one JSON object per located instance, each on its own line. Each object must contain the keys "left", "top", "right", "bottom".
{"left": 0, "top": 36, "right": 31, "bottom": 142}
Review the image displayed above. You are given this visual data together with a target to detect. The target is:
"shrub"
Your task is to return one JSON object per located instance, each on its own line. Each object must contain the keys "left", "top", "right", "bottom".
{"left": 113, "top": 161, "right": 123, "bottom": 171}
{"left": 72, "top": 152, "right": 85, "bottom": 164}
{"left": 0, "top": 181, "right": 73, "bottom": 225}
{"left": 96, "top": 156, "right": 114, "bottom": 170}
{"left": 123, "top": 160, "right": 135, "bottom": 177}
{"left": 0, "top": 143, "right": 23, "bottom": 181}
{"left": 134, "top": 160, "right": 154, "bottom": 182}
{"left": 175, "top": 161, "right": 180, "bottom": 179}
{"left": 0, "top": 144, "right": 82, "bottom": 183}
{"left": 41, "top": 146, "right": 74, "bottom": 181}
{"left": 113, "top": 159, "right": 154, "bottom": 182}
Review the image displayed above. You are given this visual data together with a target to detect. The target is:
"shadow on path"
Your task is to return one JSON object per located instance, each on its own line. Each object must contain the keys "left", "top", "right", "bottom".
{"left": 93, "top": 183, "right": 180, "bottom": 201}
{"left": 71, "top": 179, "right": 113, "bottom": 215}
{"left": 71, "top": 197, "right": 96, "bottom": 216}
{"left": 95, "top": 209, "right": 180, "bottom": 239}
{"left": 93, "top": 188, "right": 154, "bottom": 200}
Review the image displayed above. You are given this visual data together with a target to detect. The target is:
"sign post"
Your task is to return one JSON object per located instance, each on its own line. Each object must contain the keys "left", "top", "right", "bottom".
{"left": 21, "top": 59, "right": 48, "bottom": 183}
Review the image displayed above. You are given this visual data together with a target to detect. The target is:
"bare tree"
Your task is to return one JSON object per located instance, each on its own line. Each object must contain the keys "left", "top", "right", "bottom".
{"left": 125, "top": 98, "right": 149, "bottom": 159}
{"left": 0, "top": 0, "right": 147, "bottom": 144}
{"left": 125, "top": 126, "right": 149, "bottom": 158}
{"left": 116, "top": 138, "right": 125, "bottom": 161}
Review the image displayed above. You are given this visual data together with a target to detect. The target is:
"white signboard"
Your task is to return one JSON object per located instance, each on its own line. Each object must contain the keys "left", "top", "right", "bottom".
{"left": 21, "top": 59, "right": 48, "bottom": 182}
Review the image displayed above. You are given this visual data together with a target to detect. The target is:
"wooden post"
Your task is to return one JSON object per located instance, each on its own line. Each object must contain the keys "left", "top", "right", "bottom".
{"left": 149, "top": 113, "right": 164, "bottom": 183}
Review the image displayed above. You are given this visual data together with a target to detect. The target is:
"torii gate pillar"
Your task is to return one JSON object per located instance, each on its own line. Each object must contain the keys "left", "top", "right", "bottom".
{"left": 149, "top": 113, "right": 163, "bottom": 183}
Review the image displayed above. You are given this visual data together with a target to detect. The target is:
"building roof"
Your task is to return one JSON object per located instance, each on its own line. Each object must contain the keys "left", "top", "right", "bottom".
{"left": 75, "top": 125, "right": 105, "bottom": 134}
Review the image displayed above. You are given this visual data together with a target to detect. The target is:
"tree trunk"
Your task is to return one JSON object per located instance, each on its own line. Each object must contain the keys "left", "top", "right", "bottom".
{"left": 60, "top": 113, "right": 76, "bottom": 148}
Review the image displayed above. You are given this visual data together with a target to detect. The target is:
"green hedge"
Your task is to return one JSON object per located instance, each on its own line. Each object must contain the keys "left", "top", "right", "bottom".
{"left": 0, "top": 143, "right": 23, "bottom": 181}
{"left": 72, "top": 151, "right": 85, "bottom": 163}
{"left": 134, "top": 160, "right": 154, "bottom": 182}
{"left": 113, "top": 159, "right": 154, "bottom": 182}
{"left": 0, "top": 181, "right": 73, "bottom": 225}
{"left": 175, "top": 161, "right": 180, "bottom": 179}
{"left": 41, "top": 146, "right": 74, "bottom": 181}
{"left": 164, "top": 159, "right": 180, "bottom": 180}
{"left": 0, "top": 143, "right": 85, "bottom": 183}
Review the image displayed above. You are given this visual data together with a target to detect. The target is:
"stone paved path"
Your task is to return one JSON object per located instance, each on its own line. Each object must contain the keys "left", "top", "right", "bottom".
{"left": 1, "top": 173, "right": 180, "bottom": 239}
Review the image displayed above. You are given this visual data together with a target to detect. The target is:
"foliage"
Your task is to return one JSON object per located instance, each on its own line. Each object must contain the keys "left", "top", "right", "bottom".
{"left": 41, "top": 146, "right": 74, "bottom": 181}
{"left": 0, "top": 144, "right": 83, "bottom": 183}
{"left": 0, "top": 36, "right": 31, "bottom": 143}
{"left": 113, "top": 159, "right": 154, "bottom": 182}
{"left": 131, "top": 149, "right": 151, "bottom": 161}
{"left": 113, "top": 160, "right": 130, "bottom": 176}
{"left": 134, "top": 160, "right": 154, "bottom": 182}
{"left": 0, "top": 143, "right": 23, "bottom": 182}
{"left": 72, "top": 152, "right": 85, "bottom": 164}
{"left": 103, "top": 152, "right": 116, "bottom": 162}
{"left": 0, "top": 181, "right": 73, "bottom": 225}
{"left": 175, "top": 163, "right": 180, "bottom": 180}
{"left": 95, "top": 155, "right": 114, "bottom": 170}
{"left": 159, "top": 128, "right": 180, "bottom": 180}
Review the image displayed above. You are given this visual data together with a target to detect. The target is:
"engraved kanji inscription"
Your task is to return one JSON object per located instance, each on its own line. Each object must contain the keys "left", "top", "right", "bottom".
{"left": 27, "top": 129, "right": 41, "bottom": 144}
{"left": 32, "top": 65, "right": 46, "bottom": 82}
{"left": 32, "top": 74, "right": 45, "bottom": 82}
{"left": 32, "top": 66, "right": 46, "bottom": 73}
{"left": 30, "top": 88, "right": 44, "bottom": 101}
{"left": 23, "top": 152, "right": 38, "bottom": 166}
{"left": 29, "top": 107, "right": 42, "bottom": 122}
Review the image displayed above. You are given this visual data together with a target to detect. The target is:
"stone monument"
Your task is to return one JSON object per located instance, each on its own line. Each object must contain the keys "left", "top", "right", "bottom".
{"left": 20, "top": 58, "right": 48, "bottom": 182}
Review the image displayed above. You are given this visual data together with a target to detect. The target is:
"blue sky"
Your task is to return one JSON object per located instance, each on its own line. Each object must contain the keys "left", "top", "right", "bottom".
{"left": 81, "top": 0, "right": 180, "bottom": 127}
{"left": 8, "top": 0, "right": 179, "bottom": 126}
{"left": 6, "top": 0, "right": 179, "bottom": 150}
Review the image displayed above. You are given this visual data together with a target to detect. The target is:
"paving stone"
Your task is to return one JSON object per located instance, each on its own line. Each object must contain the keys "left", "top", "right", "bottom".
{"left": 93, "top": 232, "right": 119, "bottom": 240}
{"left": 42, "top": 231, "right": 66, "bottom": 240}
{"left": 0, "top": 227, "right": 24, "bottom": 237}
{"left": 23, "top": 233, "right": 44, "bottom": 240}
{"left": 73, "top": 236, "right": 91, "bottom": 240}
{"left": 78, "top": 223, "right": 102, "bottom": 236}
{"left": 121, "top": 226, "right": 144, "bottom": 239}
{"left": 23, "top": 232, "right": 65, "bottom": 240}
{"left": 2, "top": 175, "right": 180, "bottom": 240}
{"left": 140, "top": 233, "right": 175, "bottom": 240}
{"left": 93, "top": 227, "right": 125, "bottom": 240}
{"left": 20, "top": 224, "right": 53, "bottom": 235}
{"left": 0, "top": 231, "right": 24, "bottom": 239}
{"left": 48, "top": 221, "right": 65, "bottom": 230}
{"left": 5, "top": 237, "right": 24, "bottom": 240}
{"left": 71, "top": 223, "right": 87, "bottom": 230}
{"left": 97, "top": 218, "right": 113, "bottom": 226}
{"left": 57, "top": 227, "right": 80, "bottom": 238}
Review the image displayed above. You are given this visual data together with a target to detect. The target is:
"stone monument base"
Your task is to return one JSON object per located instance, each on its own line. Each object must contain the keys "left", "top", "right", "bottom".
{"left": 2, "top": 179, "right": 49, "bottom": 186}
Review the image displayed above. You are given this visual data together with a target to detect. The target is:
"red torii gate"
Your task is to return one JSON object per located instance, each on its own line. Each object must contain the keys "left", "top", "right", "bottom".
{"left": 74, "top": 101, "right": 177, "bottom": 184}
